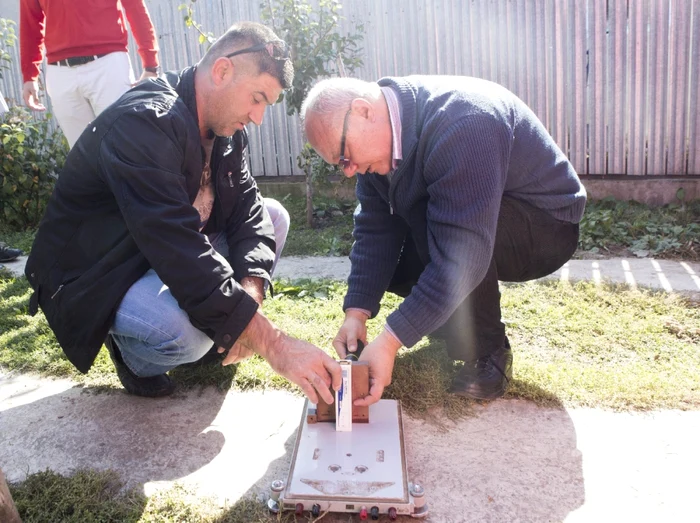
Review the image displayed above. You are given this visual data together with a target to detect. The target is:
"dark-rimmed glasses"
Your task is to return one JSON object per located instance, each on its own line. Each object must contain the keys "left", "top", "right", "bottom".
{"left": 225, "top": 40, "right": 290, "bottom": 62}
{"left": 338, "top": 108, "right": 353, "bottom": 169}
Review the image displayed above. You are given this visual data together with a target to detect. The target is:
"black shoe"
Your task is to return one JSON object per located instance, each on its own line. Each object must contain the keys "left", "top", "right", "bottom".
{"left": 450, "top": 344, "right": 513, "bottom": 400}
{"left": 105, "top": 335, "right": 175, "bottom": 397}
{"left": 0, "top": 243, "right": 22, "bottom": 262}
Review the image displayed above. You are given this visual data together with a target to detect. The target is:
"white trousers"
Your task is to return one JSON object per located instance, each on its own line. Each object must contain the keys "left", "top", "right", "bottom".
{"left": 45, "top": 51, "right": 135, "bottom": 148}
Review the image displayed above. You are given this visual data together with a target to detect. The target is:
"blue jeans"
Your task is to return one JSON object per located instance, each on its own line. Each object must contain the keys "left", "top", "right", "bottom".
{"left": 109, "top": 198, "right": 290, "bottom": 377}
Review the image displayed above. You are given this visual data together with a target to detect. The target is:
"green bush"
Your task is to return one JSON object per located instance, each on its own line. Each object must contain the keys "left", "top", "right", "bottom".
{"left": 0, "top": 107, "right": 68, "bottom": 229}
{"left": 579, "top": 197, "right": 700, "bottom": 259}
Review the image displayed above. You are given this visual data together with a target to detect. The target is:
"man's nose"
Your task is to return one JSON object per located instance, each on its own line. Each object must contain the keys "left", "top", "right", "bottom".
{"left": 249, "top": 105, "right": 266, "bottom": 126}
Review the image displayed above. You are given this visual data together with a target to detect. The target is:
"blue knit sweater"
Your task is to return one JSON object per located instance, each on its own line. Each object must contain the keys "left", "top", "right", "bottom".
{"left": 344, "top": 76, "right": 587, "bottom": 348}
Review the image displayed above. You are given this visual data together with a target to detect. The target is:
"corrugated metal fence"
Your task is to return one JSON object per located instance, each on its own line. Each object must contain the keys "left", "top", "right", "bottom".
{"left": 1, "top": 0, "right": 698, "bottom": 177}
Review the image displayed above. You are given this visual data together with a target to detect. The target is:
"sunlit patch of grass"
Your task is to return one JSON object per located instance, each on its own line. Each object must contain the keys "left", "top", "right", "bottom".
{"left": 2, "top": 268, "right": 699, "bottom": 413}
{"left": 9, "top": 469, "right": 283, "bottom": 523}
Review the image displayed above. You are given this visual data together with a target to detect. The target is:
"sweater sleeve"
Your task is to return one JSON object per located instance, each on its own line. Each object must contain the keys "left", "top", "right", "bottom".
{"left": 386, "top": 114, "right": 511, "bottom": 347}
{"left": 121, "top": 0, "right": 159, "bottom": 68}
{"left": 19, "top": 0, "right": 46, "bottom": 82}
{"left": 344, "top": 176, "right": 408, "bottom": 317}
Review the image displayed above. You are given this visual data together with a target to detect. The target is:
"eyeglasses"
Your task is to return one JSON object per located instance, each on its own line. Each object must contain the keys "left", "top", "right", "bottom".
{"left": 338, "top": 108, "right": 353, "bottom": 169}
{"left": 225, "top": 40, "right": 290, "bottom": 62}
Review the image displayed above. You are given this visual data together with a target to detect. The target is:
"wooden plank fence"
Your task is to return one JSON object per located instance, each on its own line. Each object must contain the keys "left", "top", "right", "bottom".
{"left": 0, "top": 0, "right": 698, "bottom": 177}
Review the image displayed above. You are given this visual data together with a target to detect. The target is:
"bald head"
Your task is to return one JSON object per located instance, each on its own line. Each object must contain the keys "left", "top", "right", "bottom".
{"left": 301, "top": 78, "right": 394, "bottom": 176}
{"left": 301, "top": 78, "right": 382, "bottom": 152}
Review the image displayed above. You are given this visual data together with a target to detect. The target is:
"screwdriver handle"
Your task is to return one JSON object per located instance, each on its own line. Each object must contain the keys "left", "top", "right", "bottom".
{"left": 345, "top": 339, "right": 365, "bottom": 361}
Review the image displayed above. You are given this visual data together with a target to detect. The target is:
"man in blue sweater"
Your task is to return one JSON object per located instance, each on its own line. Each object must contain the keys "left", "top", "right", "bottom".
{"left": 301, "top": 76, "right": 586, "bottom": 404}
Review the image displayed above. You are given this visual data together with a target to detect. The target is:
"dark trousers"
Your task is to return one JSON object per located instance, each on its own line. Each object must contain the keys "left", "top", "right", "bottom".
{"left": 387, "top": 196, "right": 580, "bottom": 361}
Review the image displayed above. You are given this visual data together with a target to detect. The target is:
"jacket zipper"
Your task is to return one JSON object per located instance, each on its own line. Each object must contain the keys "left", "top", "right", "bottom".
{"left": 51, "top": 285, "right": 64, "bottom": 299}
{"left": 227, "top": 172, "right": 234, "bottom": 187}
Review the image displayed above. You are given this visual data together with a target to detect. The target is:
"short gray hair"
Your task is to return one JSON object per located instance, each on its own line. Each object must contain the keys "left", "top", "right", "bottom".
{"left": 200, "top": 22, "right": 293, "bottom": 89}
{"left": 300, "top": 78, "right": 381, "bottom": 125}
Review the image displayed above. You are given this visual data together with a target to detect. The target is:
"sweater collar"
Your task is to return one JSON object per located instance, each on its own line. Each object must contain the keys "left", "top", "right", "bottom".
{"left": 377, "top": 76, "right": 419, "bottom": 169}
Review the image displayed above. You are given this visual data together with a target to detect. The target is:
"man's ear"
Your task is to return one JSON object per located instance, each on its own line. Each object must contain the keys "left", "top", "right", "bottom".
{"left": 211, "top": 57, "right": 233, "bottom": 87}
{"left": 351, "top": 98, "right": 375, "bottom": 122}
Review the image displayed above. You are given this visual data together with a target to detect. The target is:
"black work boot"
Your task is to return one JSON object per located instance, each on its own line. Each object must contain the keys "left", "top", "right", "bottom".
{"left": 105, "top": 335, "right": 175, "bottom": 397}
{"left": 0, "top": 242, "right": 22, "bottom": 262}
{"left": 450, "top": 339, "right": 513, "bottom": 400}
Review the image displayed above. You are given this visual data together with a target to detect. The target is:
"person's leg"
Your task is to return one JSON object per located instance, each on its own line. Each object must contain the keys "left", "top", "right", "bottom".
{"left": 386, "top": 234, "right": 424, "bottom": 297}
{"left": 45, "top": 64, "right": 96, "bottom": 148}
{"left": 109, "top": 269, "right": 214, "bottom": 378}
{"left": 449, "top": 196, "right": 580, "bottom": 398}
{"left": 81, "top": 52, "right": 135, "bottom": 117}
{"left": 263, "top": 197, "right": 291, "bottom": 276}
{"left": 446, "top": 196, "right": 580, "bottom": 359}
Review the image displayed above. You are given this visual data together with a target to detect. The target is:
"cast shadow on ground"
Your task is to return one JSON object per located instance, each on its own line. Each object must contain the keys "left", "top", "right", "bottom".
{"left": 0, "top": 362, "right": 237, "bottom": 521}
{"left": 213, "top": 379, "right": 585, "bottom": 521}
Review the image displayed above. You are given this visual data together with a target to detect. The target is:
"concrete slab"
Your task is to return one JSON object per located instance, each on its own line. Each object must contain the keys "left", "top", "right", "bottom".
{"left": 1, "top": 372, "right": 698, "bottom": 521}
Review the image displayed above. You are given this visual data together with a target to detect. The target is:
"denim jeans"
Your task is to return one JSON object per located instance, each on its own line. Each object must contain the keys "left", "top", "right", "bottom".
{"left": 387, "top": 195, "right": 580, "bottom": 361}
{"left": 109, "top": 198, "right": 289, "bottom": 377}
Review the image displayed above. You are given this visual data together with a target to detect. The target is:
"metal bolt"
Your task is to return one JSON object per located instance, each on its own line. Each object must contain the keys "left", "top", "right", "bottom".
{"left": 410, "top": 483, "right": 425, "bottom": 497}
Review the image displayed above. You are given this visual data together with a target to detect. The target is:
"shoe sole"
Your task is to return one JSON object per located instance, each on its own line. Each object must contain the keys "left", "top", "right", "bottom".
{"left": 449, "top": 381, "right": 509, "bottom": 401}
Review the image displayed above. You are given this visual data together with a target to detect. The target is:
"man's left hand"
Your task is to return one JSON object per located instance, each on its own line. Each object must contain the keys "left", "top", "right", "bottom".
{"left": 353, "top": 329, "right": 402, "bottom": 407}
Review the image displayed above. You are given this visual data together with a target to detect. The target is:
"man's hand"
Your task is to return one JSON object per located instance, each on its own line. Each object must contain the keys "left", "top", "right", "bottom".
{"left": 134, "top": 70, "right": 159, "bottom": 85}
{"left": 22, "top": 81, "right": 45, "bottom": 111}
{"left": 238, "top": 313, "right": 342, "bottom": 404}
{"left": 353, "top": 329, "right": 402, "bottom": 407}
{"left": 266, "top": 335, "right": 342, "bottom": 404}
{"left": 332, "top": 309, "right": 369, "bottom": 359}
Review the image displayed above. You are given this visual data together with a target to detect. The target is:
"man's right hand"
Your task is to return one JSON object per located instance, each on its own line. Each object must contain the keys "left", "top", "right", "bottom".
{"left": 238, "top": 312, "right": 342, "bottom": 404}
{"left": 332, "top": 310, "right": 369, "bottom": 359}
{"left": 22, "top": 81, "right": 46, "bottom": 111}
{"left": 265, "top": 335, "right": 342, "bottom": 405}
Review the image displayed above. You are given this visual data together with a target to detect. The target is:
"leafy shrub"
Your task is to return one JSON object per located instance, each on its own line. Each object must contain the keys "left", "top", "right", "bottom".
{"left": 579, "top": 197, "right": 700, "bottom": 259}
{"left": 0, "top": 107, "right": 68, "bottom": 229}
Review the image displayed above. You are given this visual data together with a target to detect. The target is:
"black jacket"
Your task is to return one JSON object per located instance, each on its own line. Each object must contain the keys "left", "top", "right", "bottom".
{"left": 25, "top": 67, "right": 275, "bottom": 373}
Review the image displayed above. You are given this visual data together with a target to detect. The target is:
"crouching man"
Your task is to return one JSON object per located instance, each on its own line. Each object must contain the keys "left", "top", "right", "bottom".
{"left": 301, "top": 76, "right": 586, "bottom": 404}
{"left": 25, "top": 22, "right": 340, "bottom": 402}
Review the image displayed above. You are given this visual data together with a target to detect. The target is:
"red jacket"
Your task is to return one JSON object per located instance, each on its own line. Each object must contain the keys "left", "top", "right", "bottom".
{"left": 20, "top": 0, "right": 159, "bottom": 82}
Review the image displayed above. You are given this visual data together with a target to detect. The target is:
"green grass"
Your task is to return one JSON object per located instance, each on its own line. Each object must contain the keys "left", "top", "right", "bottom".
{"left": 277, "top": 193, "right": 355, "bottom": 256}
{"left": 578, "top": 197, "right": 699, "bottom": 259}
{"left": 4, "top": 276, "right": 699, "bottom": 522}
{"left": 2, "top": 270, "right": 698, "bottom": 413}
{"left": 2, "top": 194, "right": 699, "bottom": 522}
{"left": 0, "top": 228, "right": 35, "bottom": 254}
{"left": 8, "top": 469, "right": 281, "bottom": 523}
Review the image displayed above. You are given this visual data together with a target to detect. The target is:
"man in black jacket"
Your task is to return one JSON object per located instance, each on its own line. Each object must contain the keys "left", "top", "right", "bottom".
{"left": 25, "top": 22, "right": 341, "bottom": 402}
